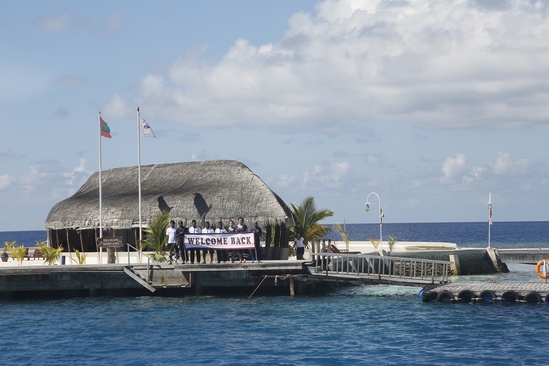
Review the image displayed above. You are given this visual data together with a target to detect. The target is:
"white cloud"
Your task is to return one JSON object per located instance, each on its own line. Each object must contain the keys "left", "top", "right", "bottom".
{"left": 33, "top": 13, "right": 70, "bottom": 33}
{"left": 277, "top": 174, "right": 296, "bottom": 188}
{"left": 441, "top": 153, "right": 466, "bottom": 183}
{"left": 104, "top": 94, "right": 131, "bottom": 118}
{"left": 19, "top": 165, "right": 48, "bottom": 192}
{"left": 63, "top": 159, "right": 92, "bottom": 186}
{"left": 0, "top": 174, "right": 13, "bottom": 191}
{"left": 302, "top": 160, "right": 351, "bottom": 190}
{"left": 114, "top": 0, "right": 549, "bottom": 131}
{"left": 491, "top": 152, "right": 529, "bottom": 175}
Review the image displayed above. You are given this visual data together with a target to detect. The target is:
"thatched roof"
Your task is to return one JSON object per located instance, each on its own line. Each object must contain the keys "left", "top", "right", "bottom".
{"left": 45, "top": 160, "right": 294, "bottom": 230}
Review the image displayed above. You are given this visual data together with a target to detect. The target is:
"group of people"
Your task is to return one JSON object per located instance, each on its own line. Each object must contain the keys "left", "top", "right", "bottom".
{"left": 165, "top": 217, "right": 263, "bottom": 264}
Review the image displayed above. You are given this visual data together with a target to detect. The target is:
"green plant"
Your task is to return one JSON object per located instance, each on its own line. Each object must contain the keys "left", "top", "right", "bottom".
{"left": 37, "top": 241, "right": 64, "bottom": 265}
{"left": 290, "top": 196, "right": 334, "bottom": 243}
{"left": 8, "top": 245, "right": 27, "bottom": 265}
{"left": 369, "top": 238, "right": 380, "bottom": 249}
{"left": 388, "top": 235, "right": 397, "bottom": 251}
{"left": 71, "top": 249, "right": 87, "bottom": 265}
{"left": 143, "top": 211, "right": 170, "bottom": 262}
{"left": 2, "top": 241, "right": 15, "bottom": 261}
{"left": 3, "top": 240, "right": 15, "bottom": 253}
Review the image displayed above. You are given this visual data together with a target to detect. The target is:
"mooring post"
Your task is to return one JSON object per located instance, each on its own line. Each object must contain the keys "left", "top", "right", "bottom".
{"left": 289, "top": 276, "right": 295, "bottom": 297}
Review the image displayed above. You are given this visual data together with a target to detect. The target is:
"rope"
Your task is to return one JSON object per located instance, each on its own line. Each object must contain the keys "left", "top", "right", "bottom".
{"left": 248, "top": 274, "right": 269, "bottom": 299}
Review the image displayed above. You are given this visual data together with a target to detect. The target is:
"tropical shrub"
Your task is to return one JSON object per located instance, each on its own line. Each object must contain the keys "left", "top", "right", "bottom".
{"left": 143, "top": 211, "right": 170, "bottom": 262}
{"left": 37, "top": 241, "right": 64, "bottom": 265}
{"left": 71, "top": 249, "right": 87, "bottom": 265}
{"left": 8, "top": 244, "right": 27, "bottom": 265}
{"left": 290, "top": 196, "right": 334, "bottom": 243}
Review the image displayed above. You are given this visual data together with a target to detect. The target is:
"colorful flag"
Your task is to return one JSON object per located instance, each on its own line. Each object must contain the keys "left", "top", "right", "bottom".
{"left": 100, "top": 117, "right": 111, "bottom": 138}
{"left": 380, "top": 209, "right": 384, "bottom": 224}
{"left": 140, "top": 117, "right": 156, "bottom": 138}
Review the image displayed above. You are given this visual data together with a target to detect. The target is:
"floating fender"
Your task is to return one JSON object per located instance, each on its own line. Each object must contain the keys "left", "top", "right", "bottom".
{"left": 524, "top": 292, "right": 542, "bottom": 304}
{"left": 421, "top": 290, "right": 438, "bottom": 302}
{"left": 479, "top": 290, "right": 496, "bottom": 304}
{"left": 436, "top": 290, "right": 454, "bottom": 303}
{"left": 457, "top": 290, "right": 475, "bottom": 304}
{"left": 535, "top": 260, "right": 549, "bottom": 280}
{"left": 501, "top": 291, "right": 520, "bottom": 303}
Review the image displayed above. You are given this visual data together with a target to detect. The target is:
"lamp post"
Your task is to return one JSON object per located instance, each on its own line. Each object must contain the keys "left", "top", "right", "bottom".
{"left": 365, "top": 192, "right": 383, "bottom": 248}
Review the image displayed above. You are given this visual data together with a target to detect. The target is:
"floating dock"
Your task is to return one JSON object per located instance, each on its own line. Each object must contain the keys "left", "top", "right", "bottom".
{"left": 421, "top": 281, "right": 549, "bottom": 304}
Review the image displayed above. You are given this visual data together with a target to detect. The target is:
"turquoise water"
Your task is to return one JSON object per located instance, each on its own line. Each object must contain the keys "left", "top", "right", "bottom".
{"left": 1, "top": 289, "right": 548, "bottom": 365}
{"left": 1, "top": 222, "right": 549, "bottom": 365}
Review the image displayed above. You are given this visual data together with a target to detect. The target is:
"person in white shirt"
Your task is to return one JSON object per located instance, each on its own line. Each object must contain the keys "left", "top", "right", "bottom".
{"left": 165, "top": 220, "right": 177, "bottom": 264}
{"left": 293, "top": 232, "right": 307, "bottom": 260}
{"left": 201, "top": 221, "right": 214, "bottom": 263}
{"left": 188, "top": 219, "right": 200, "bottom": 264}
{"left": 215, "top": 221, "right": 227, "bottom": 263}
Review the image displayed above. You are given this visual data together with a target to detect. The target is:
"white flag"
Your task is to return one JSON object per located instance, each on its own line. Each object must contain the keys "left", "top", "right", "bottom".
{"left": 140, "top": 117, "right": 156, "bottom": 138}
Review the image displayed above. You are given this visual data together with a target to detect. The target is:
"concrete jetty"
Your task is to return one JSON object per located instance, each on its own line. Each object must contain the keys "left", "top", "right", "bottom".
{"left": 1, "top": 242, "right": 548, "bottom": 300}
{"left": 0, "top": 260, "right": 337, "bottom": 299}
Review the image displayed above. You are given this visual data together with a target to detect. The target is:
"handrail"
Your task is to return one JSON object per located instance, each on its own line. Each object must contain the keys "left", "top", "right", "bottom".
{"left": 126, "top": 243, "right": 153, "bottom": 282}
{"left": 310, "top": 252, "right": 450, "bottom": 284}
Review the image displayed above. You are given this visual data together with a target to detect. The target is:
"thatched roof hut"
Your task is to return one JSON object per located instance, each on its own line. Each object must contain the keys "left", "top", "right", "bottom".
{"left": 45, "top": 160, "right": 293, "bottom": 258}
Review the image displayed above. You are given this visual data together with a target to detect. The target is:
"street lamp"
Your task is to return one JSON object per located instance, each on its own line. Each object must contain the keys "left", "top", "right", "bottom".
{"left": 365, "top": 192, "right": 383, "bottom": 247}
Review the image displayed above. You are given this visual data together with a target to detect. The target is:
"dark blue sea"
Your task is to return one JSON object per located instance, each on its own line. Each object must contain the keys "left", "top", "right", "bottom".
{"left": 1, "top": 222, "right": 549, "bottom": 365}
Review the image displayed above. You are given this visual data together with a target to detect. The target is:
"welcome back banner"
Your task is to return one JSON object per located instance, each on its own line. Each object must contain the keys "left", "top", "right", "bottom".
{"left": 184, "top": 232, "right": 255, "bottom": 250}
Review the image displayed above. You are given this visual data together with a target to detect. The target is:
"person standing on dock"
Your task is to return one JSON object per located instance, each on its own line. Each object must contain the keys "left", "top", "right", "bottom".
{"left": 188, "top": 219, "right": 201, "bottom": 264}
{"left": 250, "top": 221, "right": 262, "bottom": 263}
{"left": 202, "top": 221, "right": 215, "bottom": 263}
{"left": 176, "top": 221, "right": 186, "bottom": 263}
{"left": 227, "top": 219, "right": 237, "bottom": 263}
{"left": 166, "top": 220, "right": 177, "bottom": 264}
{"left": 293, "top": 232, "right": 306, "bottom": 260}
{"left": 235, "top": 217, "right": 248, "bottom": 263}
{"left": 215, "top": 221, "right": 227, "bottom": 263}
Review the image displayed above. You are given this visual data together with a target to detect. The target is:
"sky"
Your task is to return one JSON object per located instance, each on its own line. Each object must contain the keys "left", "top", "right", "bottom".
{"left": 1, "top": 0, "right": 549, "bottom": 231}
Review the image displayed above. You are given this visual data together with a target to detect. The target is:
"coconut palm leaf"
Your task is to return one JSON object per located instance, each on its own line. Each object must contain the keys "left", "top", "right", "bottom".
{"left": 290, "top": 196, "right": 334, "bottom": 243}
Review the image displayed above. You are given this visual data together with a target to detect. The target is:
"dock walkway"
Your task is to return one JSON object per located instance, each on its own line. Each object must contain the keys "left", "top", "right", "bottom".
{"left": 309, "top": 253, "right": 451, "bottom": 286}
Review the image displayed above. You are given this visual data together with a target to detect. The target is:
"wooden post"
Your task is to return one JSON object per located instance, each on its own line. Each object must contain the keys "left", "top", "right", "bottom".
{"left": 289, "top": 276, "right": 295, "bottom": 297}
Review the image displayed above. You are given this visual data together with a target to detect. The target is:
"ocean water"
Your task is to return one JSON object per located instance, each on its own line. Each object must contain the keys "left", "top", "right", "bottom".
{"left": 1, "top": 222, "right": 549, "bottom": 365}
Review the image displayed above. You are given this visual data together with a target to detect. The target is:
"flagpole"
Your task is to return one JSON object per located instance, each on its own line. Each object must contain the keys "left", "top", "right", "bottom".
{"left": 488, "top": 192, "right": 492, "bottom": 248}
{"left": 98, "top": 111, "right": 103, "bottom": 240}
{"left": 137, "top": 107, "right": 143, "bottom": 251}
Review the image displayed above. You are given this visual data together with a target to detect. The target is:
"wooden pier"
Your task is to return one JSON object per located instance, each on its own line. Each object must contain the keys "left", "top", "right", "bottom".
{"left": 421, "top": 281, "right": 549, "bottom": 303}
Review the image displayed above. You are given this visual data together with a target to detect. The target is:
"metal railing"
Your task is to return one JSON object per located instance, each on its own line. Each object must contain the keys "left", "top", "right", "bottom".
{"left": 125, "top": 243, "right": 153, "bottom": 281}
{"left": 310, "top": 252, "right": 451, "bottom": 285}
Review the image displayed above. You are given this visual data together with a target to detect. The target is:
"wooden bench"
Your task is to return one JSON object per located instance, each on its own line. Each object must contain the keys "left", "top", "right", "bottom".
{"left": 26, "top": 248, "right": 44, "bottom": 260}
{"left": 33, "top": 249, "right": 44, "bottom": 259}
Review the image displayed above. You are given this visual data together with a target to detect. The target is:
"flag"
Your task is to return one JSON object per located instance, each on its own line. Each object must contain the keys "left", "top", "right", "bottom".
{"left": 140, "top": 117, "right": 156, "bottom": 138}
{"left": 100, "top": 117, "right": 111, "bottom": 138}
{"left": 380, "top": 209, "right": 384, "bottom": 224}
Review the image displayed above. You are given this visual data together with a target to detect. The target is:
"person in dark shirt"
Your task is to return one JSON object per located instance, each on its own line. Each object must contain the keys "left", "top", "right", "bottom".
{"left": 250, "top": 221, "right": 262, "bottom": 263}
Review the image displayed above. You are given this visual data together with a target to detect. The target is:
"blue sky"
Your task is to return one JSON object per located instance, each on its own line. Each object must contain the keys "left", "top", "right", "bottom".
{"left": 1, "top": 0, "right": 549, "bottom": 231}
